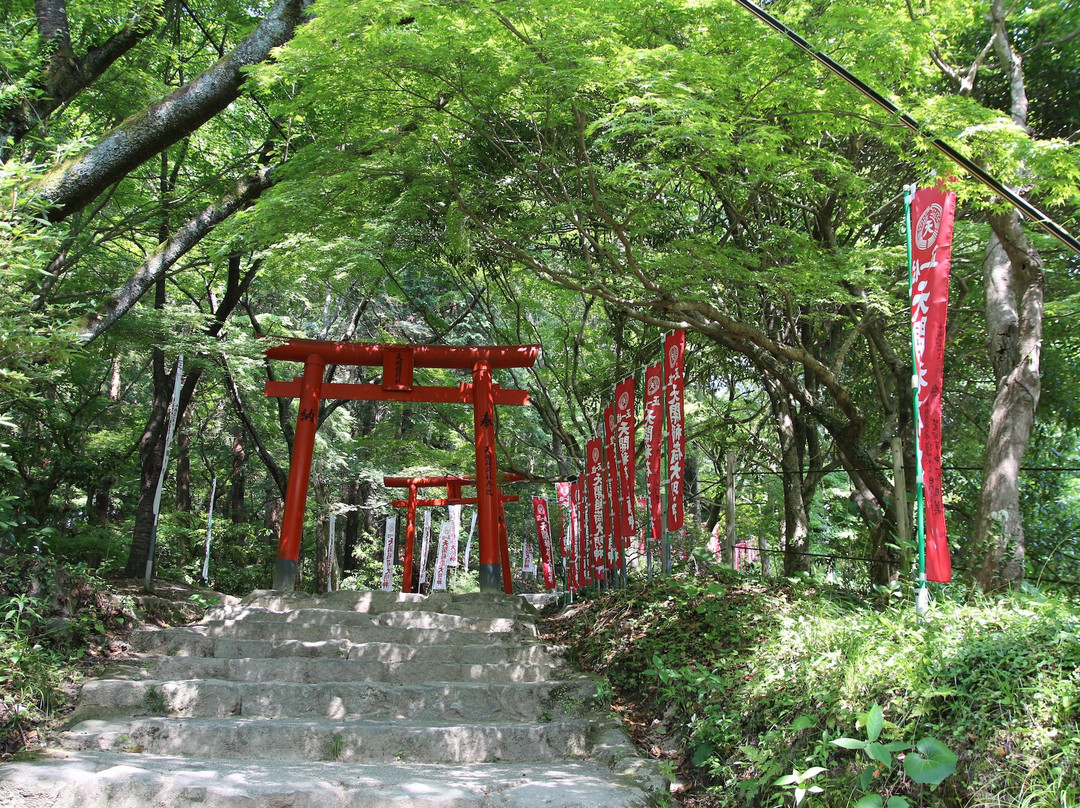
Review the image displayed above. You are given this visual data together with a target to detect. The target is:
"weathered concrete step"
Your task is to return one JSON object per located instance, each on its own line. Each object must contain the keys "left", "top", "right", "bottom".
{"left": 0, "top": 751, "right": 657, "bottom": 808}
{"left": 115, "top": 655, "right": 564, "bottom": 684}
{"left": 130, "top": 629, "right": 563, "bottom": 666}
{"left": 202, "top": 606, "right": 536, "bottom": 635}
{"left": 191, "top": 618, "right": 540, "bottom": 645}
{"left": 61, "top": 716, "right": 600, "bottom": 764}
{"left": 75, "top": 678, "right": 597, "bottom": 722}
{"left": 234, "top": 589, "right": 540, "bottom": 620}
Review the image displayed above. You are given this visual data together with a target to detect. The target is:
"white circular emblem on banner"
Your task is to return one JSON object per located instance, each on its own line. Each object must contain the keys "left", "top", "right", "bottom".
{"left": 668, "top": 344, "right": 680, "bottom": 367}
{"left": 915, "top": 203, "right": 943, "bottom": 251}
{"left": 591, "top": 446, "right": 600, "bottom": 463}
{"left": 618, "top": 391, "right": 629, "bottom": 410}
{"left": 647, "top": 375, "right": 661, "bottom": 395}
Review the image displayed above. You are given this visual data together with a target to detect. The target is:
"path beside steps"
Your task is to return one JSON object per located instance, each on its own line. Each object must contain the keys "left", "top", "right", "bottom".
{"left": 0, "top": 589, "right": 664, "bottom": 807}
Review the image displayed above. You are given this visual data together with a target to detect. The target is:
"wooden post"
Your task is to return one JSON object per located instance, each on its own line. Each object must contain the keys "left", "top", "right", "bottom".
{"left": 891, "top": 436, "right": 911, "bottom": 572}
{"left": 473, "top": 361, "right": 501, "bottom": 592}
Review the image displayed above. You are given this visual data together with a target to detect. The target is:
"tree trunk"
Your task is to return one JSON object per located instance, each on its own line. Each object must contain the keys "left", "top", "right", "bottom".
{"left": 970, "top": 214, "right": 1043, "bottom": 589}
{"left": 767, "top": 379, "right": 812, "bottom": 575}
{"left": 33, "top": 0, "right": 307, "bottom": 221}
{"left": 230, "top": 428, "right": 247, "bottom": 523}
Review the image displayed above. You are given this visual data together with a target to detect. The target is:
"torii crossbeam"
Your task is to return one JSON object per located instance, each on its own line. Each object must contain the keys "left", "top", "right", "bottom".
{"left": 264, "top": 339, "right": 539, "bottom": 592}
{"left": 384, "top": 474, "right": 522, "bottom": 594}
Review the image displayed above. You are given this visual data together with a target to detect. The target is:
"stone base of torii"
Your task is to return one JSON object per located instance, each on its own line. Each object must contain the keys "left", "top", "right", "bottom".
{"left": 263, "top": 339, "right": 539, "bottom": 593}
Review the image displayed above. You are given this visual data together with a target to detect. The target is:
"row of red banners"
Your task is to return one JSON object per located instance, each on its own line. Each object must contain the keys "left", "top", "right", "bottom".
{"left": 531, "top": 331, "right": 687, "bottom": 591}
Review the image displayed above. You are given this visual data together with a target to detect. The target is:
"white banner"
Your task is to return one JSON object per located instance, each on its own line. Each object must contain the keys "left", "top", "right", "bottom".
{"left": 522, "top": 538, "right": 536, "bottom": 575}
{"left": 418, "top": 509, "right": 433, "bottom": 585}
{"left": 432, "top": 522, "right": 452, "bottom": 590}
{"left": 463, "top": 510, "right": 477, "bottom": 572}
{"left": 448, "top": 504, "right": 462, "bottom": 567}
{"left": 380, "top": 516, "right": 397, "bottom": 592}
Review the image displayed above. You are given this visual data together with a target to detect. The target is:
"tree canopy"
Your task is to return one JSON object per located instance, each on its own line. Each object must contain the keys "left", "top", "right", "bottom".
{"left": 1, "top": 0, "right": 1078, "bottom": 592}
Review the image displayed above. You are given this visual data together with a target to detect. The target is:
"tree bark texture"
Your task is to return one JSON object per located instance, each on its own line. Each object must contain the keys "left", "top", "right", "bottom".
{"left": 33, "top": 0, "right": 307, "bottom": 220}
{"left": 970, "top": 214, "right": 1043, "bottom": 589}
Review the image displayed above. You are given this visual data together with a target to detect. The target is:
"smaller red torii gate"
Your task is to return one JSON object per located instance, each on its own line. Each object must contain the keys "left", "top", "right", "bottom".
{"left": 384, "top": 474, "right": 522, "bottom": 594}
{"left": 264, "top": 339, "right": 538, "bottom": 592}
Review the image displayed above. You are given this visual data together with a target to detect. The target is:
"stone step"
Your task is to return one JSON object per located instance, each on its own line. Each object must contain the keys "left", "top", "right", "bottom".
{"left": 188, "top": 618, "right": 538, "bottom": 645}
{"left": 129, "top": 629, "right": 563, "bottom": 665}
{"left": 111, "top": 655, "right": 563, "bottom": 684}
{"left": 0, "top": 751, "right": 657, "bottom": 808}
{"left": 201, "top": 605, "right": 536, "bottom": 636}
{"left": 233, "top": 589, "right": 540, "bottom": 620}
{"left": 74, "top": 678, "right": 598, "bottom": 722}
{"left": 61, "top": 716, "right": 600, "bottom": 764}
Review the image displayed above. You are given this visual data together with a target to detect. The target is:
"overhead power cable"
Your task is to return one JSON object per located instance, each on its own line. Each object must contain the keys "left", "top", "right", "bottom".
{"left": 729, "top": 0, "right": 1080, "bottom": 258}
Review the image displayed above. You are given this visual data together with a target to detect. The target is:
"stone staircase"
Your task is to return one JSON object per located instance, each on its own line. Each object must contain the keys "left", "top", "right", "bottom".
{"left": 0, "top": 589, "right": 662, "bottom": 807}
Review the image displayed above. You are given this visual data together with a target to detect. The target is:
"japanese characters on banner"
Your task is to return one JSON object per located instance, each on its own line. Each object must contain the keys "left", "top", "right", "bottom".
{"left": 575, "top": 475, "right": 591, "bottom": 585}
{"left": 643, "top": 362, "right": 664, "bottom": 545}
{"left": 587, "top": 437, "right": 607, "bottom": 579}
{"left": 603, "top": 403, "right": 624, "bottom": 558}
{"left": 664, "top": 330, "right": 686, "bottom": 531}
{"left": 555, "top": 481, "right": 572, "bottom": 559}
{"left": 522, "top": 538, "right": 535, "bottom": 574}
{"left": 447, "top": 504, "right": 462, "bottom": 567}
{"left": 568, "top": 479, "right": 581, "bottom": 591}
{"left": 908, "top": 185, "right": 956, "bottom": 583}
{"left": 614, "top": 376, "right": 637, "bottom": 544}
{"left": 432, "top": 522, "right": 452, "bottom": 590}
{"left": 418, "top": 509, "right": 432, "bottom": 585}
{"left": 380, "top": 516, "right": 397, "bottom": 592}
{"left": 532, "top": 497, "right": 557, "bottom": 589}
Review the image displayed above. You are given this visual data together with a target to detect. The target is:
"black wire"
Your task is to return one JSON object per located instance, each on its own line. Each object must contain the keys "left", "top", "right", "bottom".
{"left": 729, "top": 0, "right": 1080, "bottom": 258}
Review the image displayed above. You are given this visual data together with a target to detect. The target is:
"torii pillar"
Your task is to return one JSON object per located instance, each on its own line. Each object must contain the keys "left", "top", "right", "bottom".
{"left": 264, "top": 339, "right": 538, "bottom": 592}
{"left": 385, "top": 474, "right": 523, "bottom": 594}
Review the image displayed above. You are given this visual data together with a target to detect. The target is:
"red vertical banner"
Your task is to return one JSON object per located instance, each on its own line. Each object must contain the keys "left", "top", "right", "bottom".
{"left": 664, "top": 330, "right": 686, "bottom": 530}
{"left": 614, "top": 376, "right": 637, "bottom": 546}
{"left": 567, "top": 479, "right": 579, "bottom": 592}
{"left": 603, "top": 403, "right": 624, "bottom": 563}
{"left": 532, "top": 497, "right": 557, "bottom": 590}
{"left": 587, "top": 437, "right": 607, "bottom": 579}
{"left": 909, "top": 186, "right": 956, "bottom": 583}
{"left": 575, "top": 474, "right": 591, "bottom": 585}
{"left": 555, "top": 481, "right": 572, "bottom": 559}
{"left": 643, "top": 362, "right": 664, "bottom": 545}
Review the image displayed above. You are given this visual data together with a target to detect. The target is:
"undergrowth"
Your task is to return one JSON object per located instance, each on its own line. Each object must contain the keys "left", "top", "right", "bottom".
{"left": 547, "top": 571, "right": 1080, "bottom": 808}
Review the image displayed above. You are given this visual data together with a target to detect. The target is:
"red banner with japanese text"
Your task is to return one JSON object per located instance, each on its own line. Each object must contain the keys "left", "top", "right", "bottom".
{"left": 574, "top": 476, "right": 591, "bottom": 585}
{"left": 603, "top": 403, "right": 623, "bottom": 562}
{"left": 586, "top": 437, "right": 607, "bottom": 579}
{"left": 555, "top": 481, "right": 571, "bottom": 559}
{"left": 664, "top": 330, "right": 686, "bottom": 530}
{"left": 643, "top": 362, "right": 664, "bottom": 544}
{"left": 909, "top": 185, "right": 956, "bottom": 583}
{"left": 567, "top": 479, "right": 579, "bottom": 591}
{"left": 532, "top": 497, "right": 557, "bottom": 589}
{"left": 614, "top": 376, "right": 637, "bottom": 546}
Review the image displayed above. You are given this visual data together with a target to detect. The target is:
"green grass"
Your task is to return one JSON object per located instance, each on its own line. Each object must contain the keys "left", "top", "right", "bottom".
{"left": 551, "top": 572, "right": 1080, "bottom": 808}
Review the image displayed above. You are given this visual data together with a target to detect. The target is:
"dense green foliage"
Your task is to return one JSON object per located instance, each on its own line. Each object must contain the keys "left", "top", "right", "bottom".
{"left": 557, "top": 571, "right": 1080, "bottom": 807}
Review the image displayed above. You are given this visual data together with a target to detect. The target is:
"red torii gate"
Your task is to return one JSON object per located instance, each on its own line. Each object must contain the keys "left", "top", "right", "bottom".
{"left": 264, "top": 339, "right": 539, "bottom": 592}
{"left": 384, "top": 474, "right": 523, "bottom": 594}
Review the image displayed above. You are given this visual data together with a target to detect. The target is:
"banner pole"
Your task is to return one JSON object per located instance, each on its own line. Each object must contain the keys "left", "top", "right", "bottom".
{"left": 905, "top": 184, "right": 929, "bottom": 615}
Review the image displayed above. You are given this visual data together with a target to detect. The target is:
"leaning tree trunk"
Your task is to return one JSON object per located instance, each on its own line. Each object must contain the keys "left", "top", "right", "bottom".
{"left": 970, "top": 214, "right": 1043, "bottom": 590}
{"left": 766, "top": 378, "right": 812, "bottom": 575}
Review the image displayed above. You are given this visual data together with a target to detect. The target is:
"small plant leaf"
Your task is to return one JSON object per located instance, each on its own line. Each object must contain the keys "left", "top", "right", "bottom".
{"left": 866, "top": 704, "right": 884, "bottom": 742}
{"left": 802, "top": 767, "right": 827, "bottom": 779}
{"left": 854, "top": 796, "right": 884, "bottom": 808}
{"left": 831, "top": 737, "right": 869, "bottom": 750}
{"left": 866, "top": 742, "right": 893, "bottom": 767}
{"left": 886, "top": 797, "right": 911, "bottom": 808}
{"left": 774, "top": 774, "right": 799, "bottom": 786}
{"left": 858, "top": 764, "right": 877, "bottom": 790}
{"left": 790, "top": 714, "right": 816, "bottom": 731}
{"left": 903, "top": 737, "right": 958, "bottom": 785}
